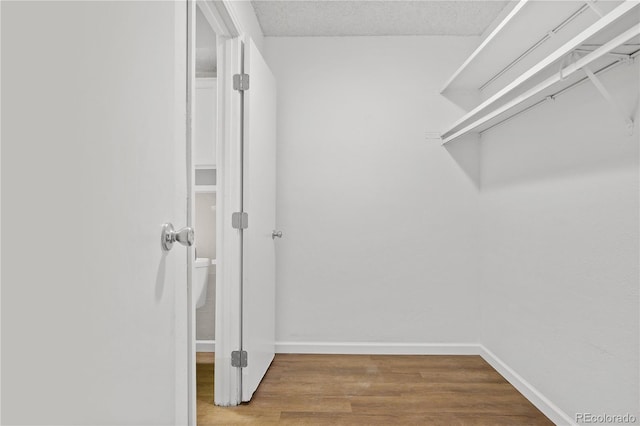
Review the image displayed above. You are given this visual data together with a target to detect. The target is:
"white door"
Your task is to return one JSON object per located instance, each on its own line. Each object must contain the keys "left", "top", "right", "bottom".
{"left": 2, "top": 2, "right": 189, "bottom": 424}
{"left": 241, "top": 38, "right": 278, "bottom": 402}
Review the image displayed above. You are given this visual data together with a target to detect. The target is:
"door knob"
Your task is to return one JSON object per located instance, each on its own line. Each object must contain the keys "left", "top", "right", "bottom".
{"left": 161, "top": 223, "right": 194, "bottom": 252}
{"left": 272, "top": 230, "right": 282, "bottom": 239}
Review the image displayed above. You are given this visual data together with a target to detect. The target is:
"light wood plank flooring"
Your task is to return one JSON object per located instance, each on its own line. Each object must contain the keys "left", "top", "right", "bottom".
{"left": 196, "top": 353, "right": 553, "bottom": 425}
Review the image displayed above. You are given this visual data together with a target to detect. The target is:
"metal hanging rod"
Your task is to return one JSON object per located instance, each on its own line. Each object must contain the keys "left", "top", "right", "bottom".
{"left": 480, "top": 50, "right": 639, "bottom": 135}
{"left": 582, "top": 43, "right": 640, "bottom": 47}
{"left": 479, "top": 3, "right": 591, "bottom": 91}
{"left": 574, "top": 48, "right": 634, "bottom": 59}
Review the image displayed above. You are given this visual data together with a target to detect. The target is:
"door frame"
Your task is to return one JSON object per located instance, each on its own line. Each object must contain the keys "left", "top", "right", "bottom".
{"left": 186, "top": 0, "right": 245, "bottom": 420}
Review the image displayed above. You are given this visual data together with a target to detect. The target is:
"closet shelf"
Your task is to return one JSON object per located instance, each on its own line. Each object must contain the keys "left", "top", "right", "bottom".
{"left": 440, "top": 0, "right": 617, "bottom": 94}
{"left": 195, "top": 164, "right": 216, "bottom": 170}
{"left": 440, "top": 1, "right": 640, "bottom": 145}
{"left": 195, "top": 185, "right": 217, "bottom": 193}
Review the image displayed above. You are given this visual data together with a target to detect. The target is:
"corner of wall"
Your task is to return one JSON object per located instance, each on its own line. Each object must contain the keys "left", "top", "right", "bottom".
{"left": 479, "top": 345, "right": 577, "bottom": 426}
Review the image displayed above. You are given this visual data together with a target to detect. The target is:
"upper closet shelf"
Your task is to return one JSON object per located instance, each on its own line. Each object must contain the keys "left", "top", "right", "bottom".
{"left": 441, "top": 0, "right": 620, "bottom": 94}
{"left": 195, "top": 185, "right": 217, "bottom": 193}
{"left": 441, "top": 1, "right": 640, "bottom": 145}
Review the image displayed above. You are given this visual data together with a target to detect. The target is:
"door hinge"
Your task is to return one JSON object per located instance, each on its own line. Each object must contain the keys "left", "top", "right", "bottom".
{"left": 231, "top": 350, "right": 248, "bottom": 368}
{"left": 233, "top": 74, "right": 250, "bottom": 91}
{"left": 232, "top": 212, "right": 248, "bottom": 229}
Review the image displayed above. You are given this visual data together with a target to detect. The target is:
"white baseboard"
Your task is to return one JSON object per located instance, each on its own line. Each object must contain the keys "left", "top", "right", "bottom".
{"left": 275, "top": 341, "right": 480, "bottom": 355}
{"left": 196, "top": 339, "right": 215, "bottom": 352}
{"left": 478, "top": 345, "right": 575, "bottom": 426}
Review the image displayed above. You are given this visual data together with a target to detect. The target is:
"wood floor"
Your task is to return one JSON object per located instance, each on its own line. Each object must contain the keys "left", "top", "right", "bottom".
{"left": 196, "top": 353, "right": 553, "bottom": 425}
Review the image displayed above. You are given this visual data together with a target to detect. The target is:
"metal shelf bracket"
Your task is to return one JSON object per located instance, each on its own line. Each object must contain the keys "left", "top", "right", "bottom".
{"left": 575, "top": 48, "right": 635, "bottom": 60}
{"left": 583, "top": 64, "right": 636, "bottom": 134}
{"left": 585, "top": 0, "right": 605, "bottom": 18}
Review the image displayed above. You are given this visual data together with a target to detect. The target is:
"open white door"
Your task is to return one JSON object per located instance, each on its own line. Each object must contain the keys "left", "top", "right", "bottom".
{"left": 2, "top": 2, "right": 189, "bottom": 424}
{"left": 241, "top": 38, "right": 278, "bottom": 402}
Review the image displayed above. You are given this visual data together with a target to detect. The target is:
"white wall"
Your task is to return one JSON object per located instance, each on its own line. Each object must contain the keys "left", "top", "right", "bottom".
{"left": 265, "top": 34, "right": 639, "bottom": 421}
{"left": 480, "top": 61, "right": 639, "bottom": 420}
{"left": 265, "top": 36, "right": 482, "bottom": 345}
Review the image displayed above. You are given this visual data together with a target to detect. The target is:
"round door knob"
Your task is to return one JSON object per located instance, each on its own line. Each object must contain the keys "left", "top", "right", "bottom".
{"left": 272, "top": 230, "right": 283, "bottom": 239}
{"left": 161, "top": 223, "right": 195, "bottom": 252}
{"left": 174, "top": 227, "right": 194, "bottom": 246}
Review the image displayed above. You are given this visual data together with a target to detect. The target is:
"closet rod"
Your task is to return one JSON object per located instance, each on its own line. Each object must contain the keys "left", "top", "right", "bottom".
{"left": 479, "top": 3, "right": 590, "bottom": 91}
{"left": 480, "top": 49, "right": 640, "bottom": 135}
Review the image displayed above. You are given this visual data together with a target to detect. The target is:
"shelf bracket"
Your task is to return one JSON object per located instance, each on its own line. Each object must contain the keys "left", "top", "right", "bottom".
{"left": 584, "top": 0, "right": 605, "bottom": 18}
{"left": 574, "top": 48, "right": 634, "bottom": 61}
{"left": 559, "top": 51, "right": 581, "bottom": 81}
{"left": 583, "top": 65, "right": 636, "bottom": 134}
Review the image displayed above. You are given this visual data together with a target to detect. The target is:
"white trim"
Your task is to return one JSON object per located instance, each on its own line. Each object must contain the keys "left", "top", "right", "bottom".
{"left": 217, "top": 0, "right": 243, "bottom": 38}
{"left": 195, "top": 164, "right": 216, "bottom": 170}
{"left": 195, "top": 184, "right": 217, "bottom": 193}
{"left": 275, "top": 341, "right": 480, "bottom": 355}
{"left": 188, "top": 0, "right": 243, "bottom": 413}
{"left": 196, "top": 340, "right": 216, "bottom": 352}
{"left": 0, "top": 1, "right": 3, "bottom": 421}
{"left": 478, "top": 345, "right": 577, "bottom": 426}
{"left": 196, "top": 77, "right": 217, "bottom": 89}
{"left": 203, "top": 0, "right": 262, "bottom": 408}
{"left": 213, "top": 37, "right": 243, "bottom": 408}
{"left": 186, "top": 1, "right": 197, "bottom": 424}
{"left": 197, "top": 0, "right": 238, "bottom": 38}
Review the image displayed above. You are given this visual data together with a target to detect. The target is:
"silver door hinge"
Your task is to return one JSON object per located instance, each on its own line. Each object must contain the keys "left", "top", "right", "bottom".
{"left": 232, "top": 212, "right": 248, "bottom": 229}
{"left": 231, "top": 350, "right": 248, "bottom": 368}
{"left": 233, "top": 74, "right": 250, "bottom": 91}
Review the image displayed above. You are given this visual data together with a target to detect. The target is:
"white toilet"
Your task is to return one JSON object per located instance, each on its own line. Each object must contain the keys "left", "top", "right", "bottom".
{"left": 194, "top": 258, "right": 209, "bottom": 309}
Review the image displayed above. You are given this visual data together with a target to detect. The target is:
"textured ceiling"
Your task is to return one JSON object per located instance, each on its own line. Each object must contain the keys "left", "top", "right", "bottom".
{"left": 252, "top": 1, "right": 509, "bottom": 37}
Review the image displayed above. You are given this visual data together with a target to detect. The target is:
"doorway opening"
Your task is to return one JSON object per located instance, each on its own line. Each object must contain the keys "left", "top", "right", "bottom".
{"left": 187, "top": 1, "right": 277, "bottom": 416}
{"left": 191, "top": 2, "right": 219, "bottom": 422}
